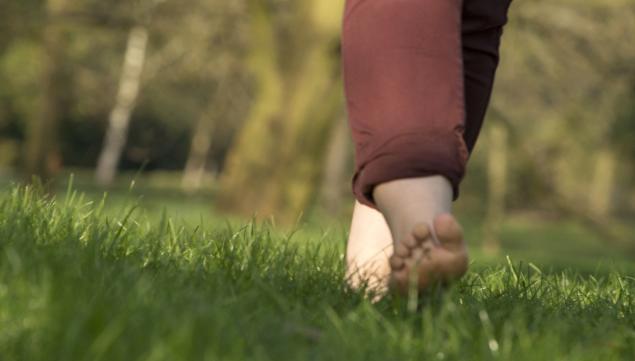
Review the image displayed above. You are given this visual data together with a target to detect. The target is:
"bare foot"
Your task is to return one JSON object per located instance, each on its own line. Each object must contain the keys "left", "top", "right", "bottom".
{"left": 345, "top": 201, "right": 394, "bottom": 295}
{"left": 388, "top": 213, "right": 468, "bottom": 294}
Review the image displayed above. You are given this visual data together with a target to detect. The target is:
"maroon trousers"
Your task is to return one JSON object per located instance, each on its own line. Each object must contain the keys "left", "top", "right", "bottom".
{"left": 342, "top": 0, "right": 512, "bottom": 209}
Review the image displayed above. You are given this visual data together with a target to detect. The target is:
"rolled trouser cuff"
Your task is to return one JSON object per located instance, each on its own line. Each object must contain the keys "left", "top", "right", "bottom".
{"left": 352, "top": 129, "right": 468, "bottom": 210}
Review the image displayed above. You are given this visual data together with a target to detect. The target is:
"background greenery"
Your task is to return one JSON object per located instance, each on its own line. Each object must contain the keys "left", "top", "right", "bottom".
{"left": 0, "top": 185, "right": 633, "bottom": 361}
{"left": 2, "top": 0, "right": 634, "bottom": 258}
{"left": 0, "top": 1, "right": 634, "bottom": 358}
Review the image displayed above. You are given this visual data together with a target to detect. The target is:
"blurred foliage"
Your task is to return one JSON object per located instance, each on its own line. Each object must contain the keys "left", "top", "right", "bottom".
{"left": 486, "top": 0, "right": 635, "bottom": 228}
{"left": 0, "top": 0, "right": 634, "bottom": 228}
{"left": 0, "top": 0, "right": 251, "bottom": 172}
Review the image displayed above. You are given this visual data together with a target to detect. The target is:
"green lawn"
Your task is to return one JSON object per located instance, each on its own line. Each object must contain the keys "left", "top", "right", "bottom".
{"left": 0, "top": 184, "right": 634, "bottom": 360}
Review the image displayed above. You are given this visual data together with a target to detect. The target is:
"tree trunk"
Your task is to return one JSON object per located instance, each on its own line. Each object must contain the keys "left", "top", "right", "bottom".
{"left": 319, "top": 115, "right": 351, "bottom": 216}
{"left": 215, "top": 0, "right": 284, "bottom": 213}
{"left": 95, "top": 25, "right": 148, "bottom": 186}
{"left": 483, "top": 122, "right": 508, "bottom": 255}
{"left": 256, "top": 45, "right": 341, "bottom": 221}
{"left": 588, "top": 148, "right": 615, "bottom": 219}
{"left": 181, "top": 111, "right": 215, "bottom": 193}
{"left": 216, "top": 0, "right": 343, "bottom": 224}
{"left": 24, "top": 2, "right": 65, "bottom": 185}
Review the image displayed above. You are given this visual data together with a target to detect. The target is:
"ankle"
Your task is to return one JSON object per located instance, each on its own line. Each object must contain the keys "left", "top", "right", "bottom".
{"left": 372, "top": 176, "right": 453, "bottom": 242}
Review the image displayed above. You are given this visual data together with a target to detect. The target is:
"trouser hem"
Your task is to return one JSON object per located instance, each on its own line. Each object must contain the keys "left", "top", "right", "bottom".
{"left": 352, "top": 130, "right": 466, "bottom": 210}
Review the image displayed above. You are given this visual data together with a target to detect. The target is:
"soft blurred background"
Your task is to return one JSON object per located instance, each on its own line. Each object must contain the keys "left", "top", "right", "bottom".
{"left": 1, "top": 0, "right": 634, "bottom": 271}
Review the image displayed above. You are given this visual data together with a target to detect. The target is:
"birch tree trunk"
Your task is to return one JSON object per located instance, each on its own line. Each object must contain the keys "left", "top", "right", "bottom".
{"left": 95, "top": 26, "right": 149, "bottom": 186}
{"left": 588, "top": 148, "right": 616, "bottom": 219}
{"left": 319, "top": 115, "right": 351, "bottom": 216}
{"left": 181, "top": 112, "right": 215, "bottom": 193}
{"left": 483, "top": 122, "right": 508, "bottom": 255}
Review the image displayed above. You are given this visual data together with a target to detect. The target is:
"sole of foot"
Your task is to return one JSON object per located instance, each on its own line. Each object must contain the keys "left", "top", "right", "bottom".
{"left": 388, "top": 213, "right": 468, "bottom": 295}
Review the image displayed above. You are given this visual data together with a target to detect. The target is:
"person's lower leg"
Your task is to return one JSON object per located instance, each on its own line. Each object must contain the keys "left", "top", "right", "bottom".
{"left": 342, "top": 0, "right": 474, "bottom": 295}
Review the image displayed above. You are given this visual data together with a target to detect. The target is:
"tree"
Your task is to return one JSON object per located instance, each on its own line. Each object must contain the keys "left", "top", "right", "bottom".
{"left": 482, "top": 121, "right": 508, "bottom": 255}
{"left": 216, "top": 0, "right": 345, "bottom": 224}
{"left": 95, "top": 25, "right": 149, "bottom": 186}
{"left": 318, "top": 114, "right": 353, "bottom": 217}
{"left": 490, "top": 0, "right": 635, "bottom": 225}
{"left": 24, "top": 0, "right": 66, "bottom": 184}
{"left": 179, "top": 1, "right": 250, "bottom": 192}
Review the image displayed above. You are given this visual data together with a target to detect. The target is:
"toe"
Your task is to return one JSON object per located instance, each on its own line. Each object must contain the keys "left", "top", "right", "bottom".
{"left": 389, "top": 255, "right": 405, "bottom": 270}
{"left": 391, "top": 269, "right": 409, "bottom": 288}
{"left": 421, "top": 242, "right": 433, "bottom": 258}
{"left": 394, "top": 243, "right": 411, "bottom": 258}
{"left": 401, "top": 235, "right": 418, "bottom": 248}
{"left": 412, "top": 223, "right": 430, "bottom": 242}
{"left": 433, "top": 213, "right": 464, "bottom": 252}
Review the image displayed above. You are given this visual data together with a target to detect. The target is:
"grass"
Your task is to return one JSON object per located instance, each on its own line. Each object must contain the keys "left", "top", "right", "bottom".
{"left": 0, "top": 184, "right": 634, "bottom": 361}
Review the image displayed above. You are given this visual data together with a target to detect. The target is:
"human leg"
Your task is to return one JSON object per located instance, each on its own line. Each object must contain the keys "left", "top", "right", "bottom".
{"left": 462, "top": 0, "right": 513, "bottom": 152}
{"left": 373, "top": 0, "right": 513, "bottom": 291}
{"left": 343, "top": 0, "right": 512, "bottom": 293}
{"left": 343, "top": 0, "right": 467, "bottom": 209}
{"left": 343, "top": 0, "right": 468, "bottom": 292}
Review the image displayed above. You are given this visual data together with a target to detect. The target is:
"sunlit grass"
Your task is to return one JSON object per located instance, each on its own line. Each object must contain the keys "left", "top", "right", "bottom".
{"left": 0, "top": 185, "right": 634, "bottom": 360}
